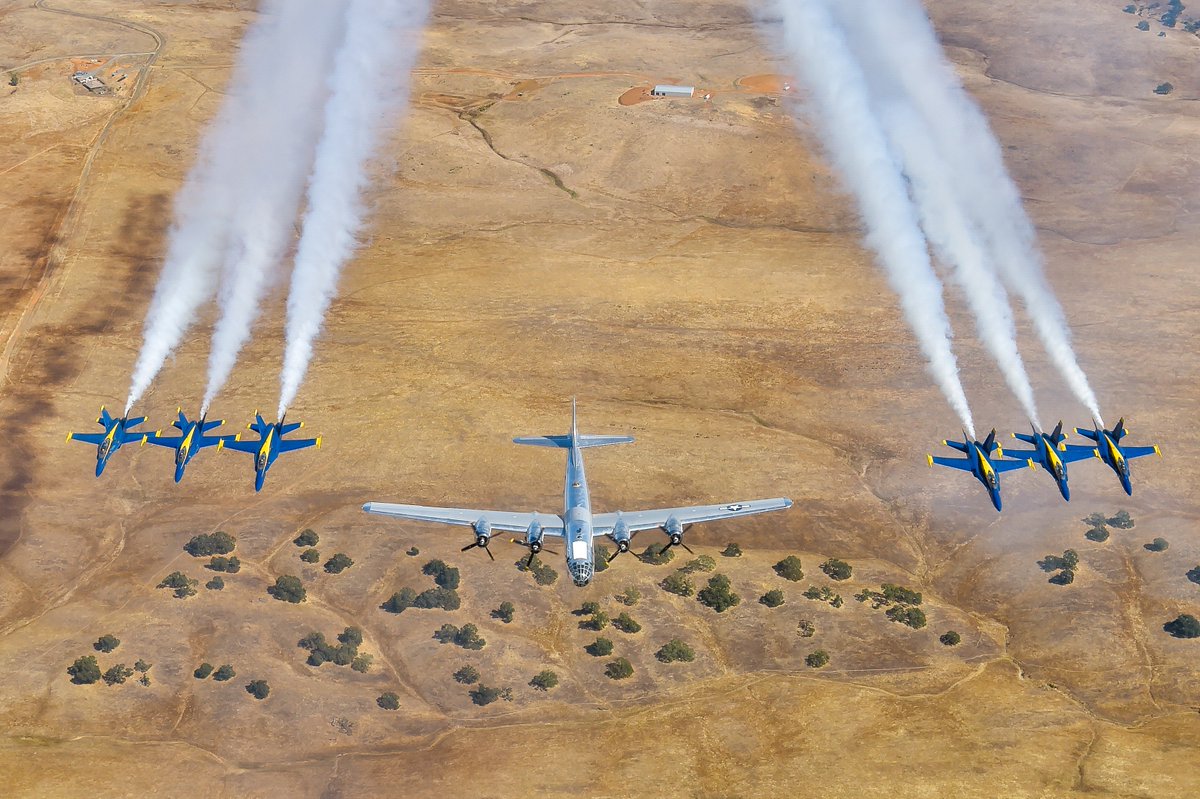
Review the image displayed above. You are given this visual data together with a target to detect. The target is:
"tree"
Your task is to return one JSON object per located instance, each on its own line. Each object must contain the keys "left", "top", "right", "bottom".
{"left": 797, "top": 619, "right": 815, "bottom": 638}
{"left": 94, "top": 634, "right": 120, "bottom": 653}
{"left": 655, "top": 639, "right": 695, "bottom": 663}
{"left": 615, "top": 586, "right": 641, "bottom": 606}
{"left": 184, "top": 531, "right": 236, "bottom": 557}
{"left": 1085, "top": 527, "right": 1110, "bottom": 543}
{"left": 1186, "top": 566, "right": 1200, "bottom": 586}
{"left": 585, "top": 637, "right": 614, "bottom": 657}
{"left": 517, "top": 555, "right": 558, "bottom": 586}
{"left": 594, "top": 544, "right": 610, "bottom": 572}
{"left": 157, "top": 571, "right": 198, "bottom": 599}
{"left": 194, "top": 663, "right": 214, "bottom": 679}
{"left": 530, "top": 670, "right": 559, "bottom": 691}
{"left": 940, "top": 630, "right": 962, "bottom": 646}
{"left": 1137, "top": 19, "right": 1150, "bottom": 30}
{"left": 213, "top": 664, "right": 236, "bottom": 681}
{"left": 133, "top": 660, "right": 151, "bottom": 673}
{"left": 68, "top": 655, "right": 102, "bottom": 684}
{"left": 760, "top": 589, "right": 785, "bottom": 608}
{"left": 324, "top": 553, "right": 354, "bottom": 574}
{"left": 697, "top": 574, "right": 740, "bottom": 612}
{"left": 294, "top": 529, "right": 319, "bottom": 547}
{"left": 492, "top": 601, "right": 515, "bottom": 623}
{"left": 207, "top": 556, "right": 241, "bottom": 573}
{"left": 886, "top": 605, "right": 927, "bottom": 629}
{"left": 246, "top": 680, "right": 270, "bottom": 699}
{"left": 1145, "top": 538, "right": 1169, "bottom": 552}
{"left": 580, "top": 610, "right": 609, "bottom": 631}
{"left": 660, "top": 571, "right": 694, "bottom": 597}
{"left": 351, "top": 654, "right": 373, "bottom": 673}
{"left": 433, "top": 624, "right": 459, "bottom": 644}
{"left": 1049, "top": 569, "right": 1075, "bottom": 586}
{"left": 377, "top": 692, "right": 400, "bottom": 710}
{"left": 338, "top": 627, "right": 363, "bottom": 648}
{"left": 267, "top": 575, "right": 306, "bottom": 603}
{"left": 881, "top": 584, "right": 923, "bottom": 605}
{"left": 613, "top": 612, "right": 642, "bottom": 633}
{"left": 412, "top": 587, "right": 461, "bottom": 610}
{"left": 680, "top": 555, "right": 717, "bottom": 574}
{"left": 576, "top": 601, "right": 601, "bottom": 616}
{"left": 454, "top": 665, "right": 481, "bottom": 684}
{"left": 721, "top": 543, "right": 742, "bottom": 558}
{"left": 1082, "top": 512, "right": 1107, "bottom": 528}
{"left": 639, "top": 543, "right": 675, "bottom": 566}
{"left": 1154, "top": 82, "right": 1174, "bottom": 95}
{"left": 455, "top": 623, "right": 486, "bottom": 650}
{"left": 1164, "top": 614, "right": 1200, "bottom": 639}
{"left": 301, "top": 548, "right": 320, "bottom": 563}
{"left": 820, "top": 558, "right": 853, "bottom": 581}
{"left": 774, "top": 556, "right": 804, "bottom": 582}
{"left": 406, "top": 546, "right": 420, "bottom": 557}
{"left": 103, "top": 664, "right": 134, "bottom": 686}
{"left": 1108, "top": 510, "right": 1134, "bottom": 529}
{"left": 205, "top": 576, "right": 225, "bottom": 591}
{"left": 422, "top": 560, "right": 460, "bottom": 590}
{"left": 605, "top": 657, "right": 634, "bottom": 680}
{"left": 469, "top": 684, "right": 506, "bottom": 705}
{"left": 382, "top": 587, "right": 418, "bottom": 614}
{"left": 805, "top": 650, "right": 830, "bottom": 669}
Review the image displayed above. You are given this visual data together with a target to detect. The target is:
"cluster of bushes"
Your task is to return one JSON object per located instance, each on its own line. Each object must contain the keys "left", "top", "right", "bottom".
{"left": 301, "top": 549, "right": 320, "bottom": 563}
{"left": 185, "top": 532, "right": 236, "bottom": 557}
{"left": 797, "top": 619, "right": 815, "bottom": 638}
{"left": 697, "top": 574, "right": 740, "bottom": 612}
{"left": 805, "top": 650, "right": 829, "bottom": 669}
{"left": 381, "top": 560, "right": 462, "bottom": 613}
{"left": 615, "top": 586, "right": 640, "bottom": 606}
{"left": 157, "top": 571, "right": 198, "bottom": 599}
{"left": 605, "top": 657, "right": 634, "bottom": 680}
{"left": 529, "top": 670, "right": 559, "bottom": 691}
{"left": 206, "top": 576, "right": 225, "bottom": 591}
{"left": 298, "top": 627, "right": 373, "bottom": 672}
{"left": 679, "top": 555, "right": 716, "bottom": 574}
{"left": 516, "top": 554, "right": 557, "bottom": 586}
{"left": 639, "top": 543, "right": 675, "bottom": 566}
{"left": 1082, "top": 510, "right": 1134, "bottom": 542}
{"left": 267, "top": 575, "right": 306, "bottom": 603}
{"left": 1144, "top": 538, "right": 1169, "bottom": 552}
{"left": 940, "top": 630, "right": 961, "bottom": 647}
{"left": 377, "top": 692, "right": 401, "bottom": 710}
{"left": 246, "top": 680, "right": 270, "bottom": 700}
{"left": 94, "top": 634, "right": 120, "bottom": 653}
{"left": 469, "top": 684, "right": 514, "bottom": 705}
{"left": 1164, "top": 614, "right": 1200, "bottom": 639}
{"left": 194, "top": 662, "right": 235, "bottom": 681}
{"left": 721, "top": 543, "right": 742, "bottom": 558}
{"left": 1038, "top": 550, "right": 1079, "bottom": 586}
{"left": 660, "top": 571, "right": 695, "bottom": 597}
{"left": 207, "top": 556, "right": 240, "bottom": 573}
{"left": 655, "top": 639, "right": 694, "bottom": 663}
{"left": 295, "top": 529, "right": 319, "bottom": 547}
{"left": 885, "top": 605, "right": 927, "bottom": 629}
{"left": 612, "top": 612, "right": 641, "bottom": 634}
{"left": 434, "top": 623, "right": 486, "bottom": 650}
{"left": 856, "top": 583, "right": 925, "bottom": 628}
{"left": 324, "top": 553, "right": 354, "bottom": 574}
{"left": 453, "top": 664, "right": 480, "bottom": 684}
{"left": 491, "top": 601, "right": 515, "bottom": 623}
{"left": 585, "top": 637, "right": 614, "bottom": 657}
{"left": 67, "top": 651, "right": 152, "bottom": 687}
{"left": 803, "top": 585, "right": 843, "bottom": 608}
{"left": 820, "top": 558, "right": 853, "bottom": 581}
{"left": 773, "top": 556, "right": 804, "bottom": 582}
{"left": 760, "top": 589, "right": 785, "bottom": 608}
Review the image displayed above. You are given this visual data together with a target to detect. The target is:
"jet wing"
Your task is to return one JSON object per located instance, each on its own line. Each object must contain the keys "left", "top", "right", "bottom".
{"left": 592, "top": 498, "right": 792, "bottom": 533}
{"left": 362, "top": 502, "right": 565, "bottom": 535}
{"left": 930, "top": 456, "right": 974, "bottom": 472}
{"left": 67, "top": 432, "right": 105, "bottom": 445}
{"left": 992, "top": 458, "right": 1034, "bottom": 473}
{"left": 224, "top": 438, "right": 263, "bottom": 454}
{"left": 1121, "top": 445, "right": 1161, "bottom": 460}
{"left": 279, "top": 437, "right": 319, "bottom": 453}
{"left": 146, "top": 434, "right": 184, "bottom": 449}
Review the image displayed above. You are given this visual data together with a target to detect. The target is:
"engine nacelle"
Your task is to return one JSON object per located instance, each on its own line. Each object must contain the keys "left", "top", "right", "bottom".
{"left": 611, "top": 517, "right": 631, "bottom": 552}
{"left": 524, "top": 520, "right": 544, "bottom": 553}
{"left": 663, "top": 515, "right": 684, "bottom": 545}
{"left": 472, "top": 518, "right": 492, "bottom": 548}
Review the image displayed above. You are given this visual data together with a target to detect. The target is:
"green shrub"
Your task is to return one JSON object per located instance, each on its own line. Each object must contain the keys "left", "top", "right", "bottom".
{"left": 697, "top": 574, "right": 740, "bottom": 612}
{"left": 721, "top": 543, "right": 742, "bottom": 558}
{"left": 351, "top": 654, "right": 373, "bottom": 673}
{"left": 469, "top": 684, "right": 512, "bottom": 705}
{"left": 246, "top": 680, "right": 270, "bottom": 699}
{"left": 805, "top": 649, "right": 830, "bottom": 669}
{"left": 576, "top": 601, "right": 601, "bottom": 616}
{"left": 382, "top": 587, "right": 418, "bottom": 614}
{"left": 1145, "top": 538, "right": 1169, "bottom": 552}
{"left": 377, "top": 692, "right": 400, "bottom": 710}
{"left": 1137, "top": 19, "right": 1150, "bottom": 30}
{"left": 760, "top": 589, "right": 785, "bottom": 608}
{"left": 797, "top": 619, "right": 815, "bottom": 638}
{"left": 680, "top": 555, "right": 716, "bottom": 574}
{"left": 940, "top": 630, "right": 961, "bottom": 646}
{"left": 820, "top": 558, "right": 853, "bottom": 581}
{"left": 517, "top": 555, "right": 558, "bottom": 585}
{"left": 881, "top": 584, "right": 922, "bottom": 605}
{"left": 412, "top": 587, "right": 460, "bottom": 611}
{"left": 585, "top": 637, "right": 614, "bottom": 657}
{"left": 294, "top": 529, "right": 319, "bottom": 547}
{"left": 660, "top": 572, "right": 694, "bottom": 597}
{"left": 1040, "top": 550, "right": 1080, "bottom": 572}
{"left": 422, "top": 560, "right": 460, "bottom": 590}
{"left": 1085, "top": 527, "right": 1110, "bottom": 543}
{"left": 1186, "top": 566, "right": 1200, "bottom": 585}
{"left": 324, "top": 553, "right": 354, "bottom": 574}
{"left": 267, "top": 575, "right": 306, "bottom": 603}
{"left": 605, "top": 657, "right": 634, "bottom": 680}
{"left": 456, "top": 624, "right": 486, "bottom": 650}
{"left": 103, "top": 663, "right": 134, "bottom": 686}
{"left": 133, "top": 660, "right": 151, "bottom": 673}
{"left": 530, "top": 670, "right": 559, "bottom": 691}
{"left": 138, "top": 674, "right": 151, "bottom": 687}
{"left": 655, "top": 639, "right": 695, "bottom": 663}
{"left": 94, "top": 634, "right": 120, "bottom": 653}
{"left": 886, "top": 605, "right": 927, "bottom": 629}
{"left": 194, "top": 663, "right": 214, "bottom": 679}
{"left": 205, "top": 576, "right": 225, "bottom": 591}
{"left": 615, "top": 586, "right": 641, "bottom": 606}
{"left": 774, "top": 556, "right": 804, "bottom": 582}
{"left": 68, "top": 655, "right": 102, "bottom": 684}
{"left": 300, "top": 548, "right": 320, "bottom": 563}
{"left": 406, "top": 546, "right": 419, "bottom": 557}
{"left": 580, "top": 611, "right": 609, "bottom": 631}
{"left": 184, "top": 531, "right": 235, "bottom": 557}
{"left": 157, "top": 571, "right": 198, "bottom": 599}
{"left": 492, "top": 601, "right": 515, "bottom": 623}
{"left": 1049, "top": 569, "right": 1075, "bottom": 586}
{"left": 433, "top": 624, "right": 459, "bottom": 644}
{"left": 213, "top": 664, "right": 235, "bottom": 681}
{"left": 613, "top": 612, "right": 641, "bottom": 633}
{"left": 453, "top": 665, "right": 481, "bottom": 684}
{"left": 1164, "top": 614, "right": 1200, "bottom": 639}
{"left": 207, "top": 556, "right": 240, "bottom": 573}
{"left": 594, "top": 544, "right": 610, "bottom": 572}
{"left": 640, "top": 543, "right": 675, "bottom": 566}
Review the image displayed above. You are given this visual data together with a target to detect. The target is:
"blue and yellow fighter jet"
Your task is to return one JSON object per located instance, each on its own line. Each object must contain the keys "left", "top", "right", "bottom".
{"left": 146, "top": 409, "right": 237, "bottom": 483}
{"left": 1067, "top": 418, "right": 1160, "bottom": 495}
{"left": 66, "top": 406, "right": 149, "bottom": 477}
{"left": 224, "top": 411, "right": 321, "bottom": 491}
{"left": 927, "top": 429, "right": 1034, "bottom": 511}
{"left": 1003, "top": 421, "right": 1096, "bottom": 502}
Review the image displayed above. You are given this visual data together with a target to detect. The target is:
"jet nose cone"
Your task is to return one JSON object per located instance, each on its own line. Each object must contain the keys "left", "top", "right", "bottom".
{"left": 95, "top": 461, "right": 105, "bottom": 477}
{"left": 1060, "top": 483, "right": 1071, "bottom": 502}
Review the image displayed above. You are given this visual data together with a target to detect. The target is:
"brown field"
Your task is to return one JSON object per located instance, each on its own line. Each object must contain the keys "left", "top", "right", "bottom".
{"left": 0, "top": 0, "right": 1198, "bottom": 796}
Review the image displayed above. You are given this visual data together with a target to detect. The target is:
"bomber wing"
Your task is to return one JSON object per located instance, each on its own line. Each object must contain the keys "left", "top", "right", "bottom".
{"left": 592, "top": 498, "right": 792, "bottom": 534}
{"left": 362, "top": 503, "right": 564, "bottom": 535}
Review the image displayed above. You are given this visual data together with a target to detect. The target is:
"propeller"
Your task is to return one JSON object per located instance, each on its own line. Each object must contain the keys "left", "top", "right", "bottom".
{"left": 510, "top": 518, "right": 558, "bottom": 568}
{"left": 461, "top": 534, "right": 495, "bottom": 561}
{"left": 608, "top": 513, "right": 632, "bottom": 563}
{"left": 659, "top": 517, "right": 693, "bottom": 556}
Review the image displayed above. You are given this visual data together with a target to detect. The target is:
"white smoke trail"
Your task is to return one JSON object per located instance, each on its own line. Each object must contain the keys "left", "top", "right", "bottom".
{"left": 199, "top": 2, "right": 347, "bottom": 416}
{"left": 277, "top": 0, "right": 430, "bottom": 418}
{"left": 769, "top": 0, "right": 976, "bottom": 437}
{"left": 833, "top": 0, "right": 1103, "bottom": 426}
{"left": 127, "top": 1, "right": 334, "bottom": 414}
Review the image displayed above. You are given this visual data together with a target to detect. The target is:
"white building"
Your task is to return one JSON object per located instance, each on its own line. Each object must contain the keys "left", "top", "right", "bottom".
{"left": 651, "top": 84, "right": 694, "bottom": 98}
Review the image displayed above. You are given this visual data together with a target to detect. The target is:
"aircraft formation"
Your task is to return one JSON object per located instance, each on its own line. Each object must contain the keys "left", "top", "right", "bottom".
{"left": 67, "top": 406, "right": 320, "bottom": 491}
{"left": 928, "top": 418, "right": 1161, "bottom": 511}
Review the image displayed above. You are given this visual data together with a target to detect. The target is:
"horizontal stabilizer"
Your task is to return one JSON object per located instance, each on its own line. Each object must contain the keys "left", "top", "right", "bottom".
{"left": 513, "top": 434, "right": 635, "bottom": 449}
